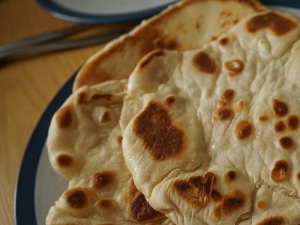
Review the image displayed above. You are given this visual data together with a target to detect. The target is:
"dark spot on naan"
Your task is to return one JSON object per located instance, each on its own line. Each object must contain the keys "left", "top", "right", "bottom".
{"left": 213, "top": 190, "right": 246, "bottom": 218}
{"left": 64, "top": 188, "right": 89, "bottom": 209}
{"left": 272, "top": 99, "right": 288, "bottom": 117}
{"left": 225, "top": 170, "right": 236, "bottom": 182}
{"left": 91, "top": 171, "right": 115, "bottom": 189}
{"left": 278, "top": 136, "right": 293, "bottom": 149}
{"left": 192, "top": 51, "right": 216, "bottom": 74}
{"left": 297, "top": 172, "right": 300, "bottom": 181}
{"left": 172, "top": 172, "right": 220, "bottom": 208}
{"left": 274, "top": 121, "right": 285, "bottom": 132}
{"left": 287, "top": 115, "right": 299, "bottom": 130}
{"left": 257, "top": 201, "right": 266, "bottom": 210}
{"left": 219, "top": 37, "right": 229, "bottom": 46}
{"left": 101, "top": 111, "right": 111, "bottom": 123}
{"left": 56, "top": 154, "right": 73, "bottom": 168}
{"left": 259, "top": 115, "right": 269, "bottom": 122}
{"left": 255, "top": 216, "right": 284, "bottom": 225}
{"left": 246, "top": 11, "right": 296, "bottom": 36}
{"left": 234, "top": 120, "right": 252, "bottom": 140}
{"left": 130, "top": 193, "right": 161, "bottom": 222}
{"left": 116, "top": 136, "right": 123, "bottom": 145}
{"left": 214, "top": 108, "right": 233, "bottom": 121}
{"left": 56, "top": 105, "right": 74, "bottom": 129}
{"left": 224, "top": 60, "right": 244, "bottom": 77}
{"left": 133, "top": 101, "right": 185, "bottom": 161}
{"left": 271, "top": 160, "right": 289, "bottom": 182}
{"left": 220, "top": 89, "right": 235, "bottom": 106}
{"left": 165, "top": 95, "right": 176, "bottom": 106}
{"left": 96, "top": 199, "right": 114, "bottom": 210}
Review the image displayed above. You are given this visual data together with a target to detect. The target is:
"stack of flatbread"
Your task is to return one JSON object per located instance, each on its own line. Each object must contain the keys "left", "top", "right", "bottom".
{"left": 46, "top": 0, "right": 300, "bottom": 224}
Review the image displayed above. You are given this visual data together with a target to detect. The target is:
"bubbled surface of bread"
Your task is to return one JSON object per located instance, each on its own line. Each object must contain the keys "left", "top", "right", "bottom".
{"left": 73, "top": 0, "right": 266, "bottom": 91}
{"left": 46, "top": 79, "right": 174, "bottom": 225}
{"left": 121, "top": 11, "right": 300, "bottom": 225}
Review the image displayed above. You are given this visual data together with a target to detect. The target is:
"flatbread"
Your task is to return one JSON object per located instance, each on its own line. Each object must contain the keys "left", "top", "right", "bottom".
{"left": 121, "top": 10, "right": 300, "bottom": 224}
{"left": 246, "top": 180, "right": 300, "bottom": 225}
{"left": 73, "top": 0, "right": 266, "bottom": 91}
{"left": 46, "top": 79, "right": 174, "bottom": 224}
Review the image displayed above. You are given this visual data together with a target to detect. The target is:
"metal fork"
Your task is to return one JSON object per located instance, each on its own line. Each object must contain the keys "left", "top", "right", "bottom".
{"left": 0, "top": 24, "right": 129, "bottom": 62}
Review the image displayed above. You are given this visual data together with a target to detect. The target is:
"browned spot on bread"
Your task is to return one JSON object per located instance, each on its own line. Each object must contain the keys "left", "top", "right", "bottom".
{"left": 139, "top": 50, "right": 164, "bottom": 69}
{"left": 116, "top": 136, "right": 123, "bottom": 145}
{"left": 172, "top": 172, "right": 221, "bottom": 208}
{"left": 225, "top": 170, "right": 236, "bottom": 182}
{"left": 257, "top": 200, "right": 266, "bottom": 210}
{"left": 271, "top": 160, "right": 289, "bottom": 182}
{"left": 246, "top": 11, "right": 296, "bottom": 36}
{"left": 130, "top": 193, "right": 161, "bottom": 222}
{"left": 215, "top": 89, "right": 235, "bottom": 121}
{"left": 287, "top": 115, "right": 299, "bottom": 130}
{"left": 255, "top": 216, "right": 284, "bottom": 225}
{"left": 165, "top": 95, "right": 176, "bottom": 106}
{"left": 234, "top": 120, "right": 252, "bottom": 140}
{"left": 224, "top": 60, "right": 244, "bottom": 77}
{"left": 214, "top": 190, "right": 246, "bottom": 218}
{"left": 297, "top": 172, "right": 300, "bottom": 181}
{"left": 56, "top": 154, "right": 73, "bottom": 168}
{"left": 192, "top": 51, "right": 216, "bottom": 74}
{"left": 272, "top": 99, "right": 288, "bottom": 117}
{"left": 101, "top": 111, "right": 111, "bottom": 123}
{"left": 56, "top": 105, "right": 74, "bottom": 129}
{"left": 235, "top": 101, "right": 244, "bottom": 113}
{"left": 133, "top": 101, "right": 185, "bottom": 161}
{"left": 278, "top": 136, "right": 293, "bottom": 149}
{"left": 274, "top": 121, "right": 285, "bottom": 132}
{"left": 91, "top": 171, "right": 115, "bottom": 189}
{"left": 214, "top": 108, "right": 233, "bottom": 121}
{"left": 219, "top": 37, "right": 229, "bottom": 46}
{"left": 220, "top": 89, "right": 235, "bottom": 106}
{"left": 96, "top": 199, "right": 114, "bottom": 210}
{"left": 259, "top": 115, "right": 269, "bottom": 122}
{"left": 64, "top": 188, "right": 89, "bottom": 209}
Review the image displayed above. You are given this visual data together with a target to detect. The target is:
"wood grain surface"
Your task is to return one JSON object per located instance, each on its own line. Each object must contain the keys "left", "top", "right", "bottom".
{"left": 0, "top": 0, "right": 138, "bottom": 224}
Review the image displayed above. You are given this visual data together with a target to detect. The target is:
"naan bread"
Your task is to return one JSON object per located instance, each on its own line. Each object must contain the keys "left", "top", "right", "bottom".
{"left": 121, "top": 10, "right": 300, "bottom": 224}
{"left": 46, "top": 80, "right": 173, "bottom": 225}
{"left": 73, "top": 0, "right": 266, "bottom": 91}
{"left": 244, "top": 180, "right": 300, "bottom": 225}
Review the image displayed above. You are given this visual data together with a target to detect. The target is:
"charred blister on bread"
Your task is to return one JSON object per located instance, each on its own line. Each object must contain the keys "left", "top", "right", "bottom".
{"left": 55, "top": 105, "right": 76, "bottom": 129}
{"left": 213, "top": 190, "right": 247, "bottom": 218}
{"left": 271, "top": 160, "right": 289, "bottom": 183}
{"left": 234, "top": 120, "right": 253, "bottom": 140}
{"left": 91, "top": 171, "right": 116, "bottom": 190}
{"left": 214, "top": 89, "right": 235, "bottom": 121}
{"left": 255, "top": 216, "right": 284, "bottom": 225}
{"left": 133, "top": 101, "right": 185, "bottom": 161}
{"left": 192, "top": 51, "right": 217, "bottom": 74}
{"left": 224, "top": 59, "right": 244, "bottom": 77}
{"left": 246, "top": 11, "right": 297, "bottom": 36}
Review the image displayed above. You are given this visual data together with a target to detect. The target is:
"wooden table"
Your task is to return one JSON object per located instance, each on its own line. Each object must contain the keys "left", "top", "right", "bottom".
{"left": 0, "top": 0, "right": 137, "bottom": 224}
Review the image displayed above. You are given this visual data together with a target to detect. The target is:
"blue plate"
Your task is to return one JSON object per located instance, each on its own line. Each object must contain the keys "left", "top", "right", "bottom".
{"left": 36, "top": 0, "right": 178, "bottom": 24}
{"left": 15, "top": 1, "right": 300, "bottom": 225}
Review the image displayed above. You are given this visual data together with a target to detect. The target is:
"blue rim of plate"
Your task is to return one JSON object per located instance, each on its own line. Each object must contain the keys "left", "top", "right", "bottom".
{"left": 36, "top": 0, "right": 178, "bottom": 24}
{"left": 14, "top": 1, "right": 300, "bottom": 225}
